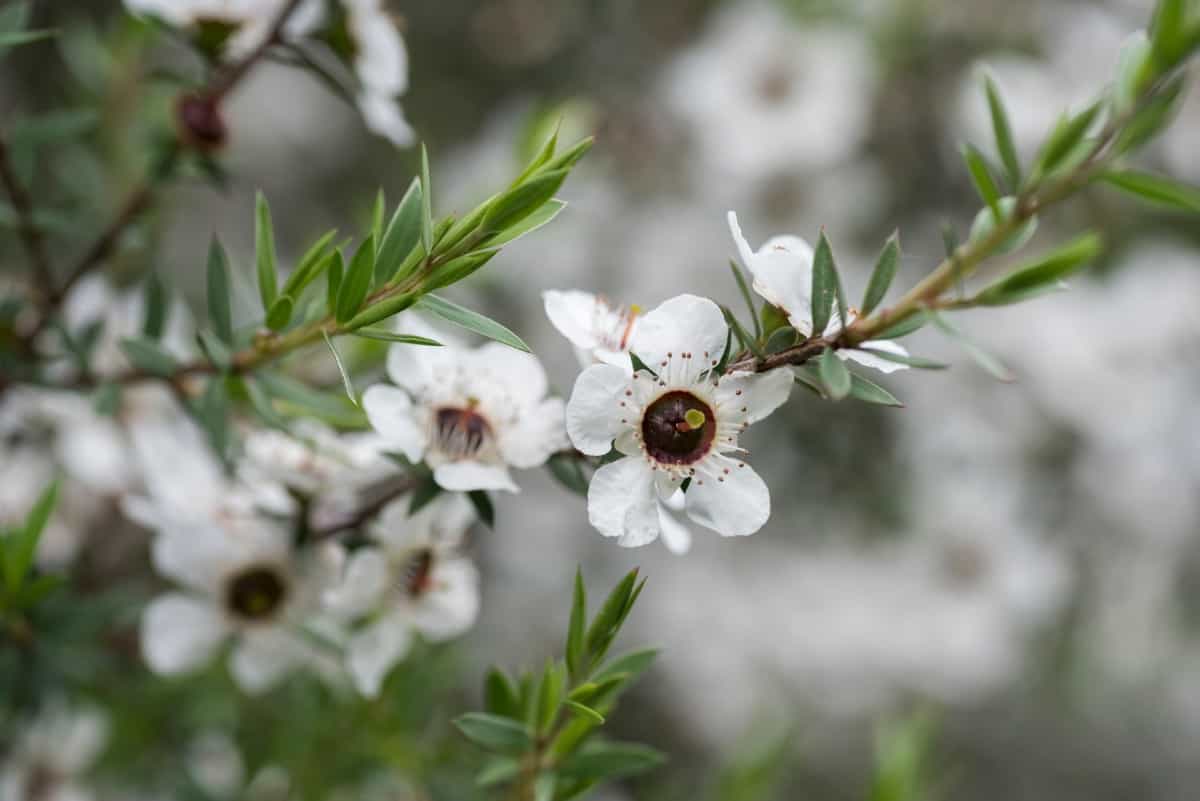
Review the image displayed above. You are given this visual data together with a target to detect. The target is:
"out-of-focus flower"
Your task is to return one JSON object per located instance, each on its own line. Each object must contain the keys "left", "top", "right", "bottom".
{"left": 123, "top": 0, "right": 324, "bottom": 58}
{"left": 186, "top": 731, "right": 246, "bottom": 800}
{"left": 363, "top": 316, "right": 567, "bottom": 493}
{"left": 566, "top": 294, "right": 792, "bottom": 545}
{"left": 324, "top": 494, "right": 479, "bottom": 697}
{"left": 343, "top": 0, "right": 415, "bottom": 147}
{"left": 542, "top": 289, "right": 642, "bottom": 369}
{"left": 0, "top": 699, "right": 108, "bottom": 801}
{"left": 658, "top": 1, "right": 875, "bottom": 182}
{"left": 728, "top": 211, "right": 909, "bottom": 374}
{"left": 123, "top": 411, "right": 342, "bottom": 693}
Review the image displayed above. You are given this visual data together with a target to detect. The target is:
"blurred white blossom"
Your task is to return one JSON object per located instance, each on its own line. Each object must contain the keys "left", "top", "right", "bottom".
{"left": 0, "top": 699, "right": 108, "bottom": 801}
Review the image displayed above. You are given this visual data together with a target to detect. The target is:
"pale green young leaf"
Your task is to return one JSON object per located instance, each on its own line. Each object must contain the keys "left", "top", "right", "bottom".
{"left": 931, "top": 311, "right": 1014, "bottom": 382}
{"left": 350, "top": 328, "right": 440, "bottom": 345}
{"left": 983, "top": 72, "right": 1021, "bottom": 189}
{"left": 321, "top": 330, "right": 357, "bottom": 404}
{"left": 967, "top": 196, "right": 1037, "bottom": 254}
{"left": 1101, "top": 169, "right": 1200, "bottom": 214}
{"left": 419, "top": 144, "right": 433, "bottom": 253}
{"left": 818, "top": 347, "right": 851, "bottom": 400}
{"left": 962, "top": 143, "right": 1001, "bottom": 217}
{"left": 849, "top": 373, "right": 903, "bottom": 407}
{"left": 255, "top": 191, "right": 278, "bottom": 311}
{"left": 119, "top": 337, "right": 177, "bottom": 376}
{"left": 415, "top": 294, "right": 530, "bottom": 352}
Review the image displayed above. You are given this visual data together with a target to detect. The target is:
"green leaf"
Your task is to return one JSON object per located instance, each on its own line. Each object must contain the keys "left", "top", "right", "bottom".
{"left": 810, "top": 231, "right": 838, "bottom": 337}
{"left": 265, "top": 294, "right": 294, "bottom": 331}
{"left": 141, "top": 272, "right": 166, "bottom": 339}
{"left": 729, "top": 260, "right": 762, "bottom": 340}
{"left": 244, "top": 377, "right": 287, "bottom": 430}
{"left": 321, "top": 330, "right": 357, "bottom": 404}
{"left": 4, "top": 481, "right": 58, "bottom": 592}
{"left": 197, "top": 329, "right": 233, "bottom": 372}
{"left": 482, "top": 198, "right": 566, "bottom": 249}
{"left": 15, "top": 574, "right": 64, "bottom": 608}
{"left": 325, "top": 250, "right": 344, "bottom": 316}
{"left": 968, "top": 196, "right": 1037, "bottom": 255}
{"left": 198, "top": 376, "right": 230, "bottom": 459}
{"left": 119, "top": 337, "right": 177, "bottom": 376}
{"left": 453, "top": 713, "right": 532, "bottom": 755}
{"left": 481, "top": 169, "right": 569, "bottom": 236}
{"left": 872, "top": 311, "right": 930, "bottom": 340}
{"left": 855, "top": 348, "right": 947, "bottom": 369}
{"left": 415, "top": 294, "right": 530, "bottom": 352}
{"left": 962, "top": 143, "right": 1001, "bottom": 217}
{"left": 421, "top": 250, "right": 498, "bottom": 293}
{"left": 848, "top": 373, "right": 903, "bottom": 407}
{"left": 468, "top": 490, "right": 495, "bottom": 529}
{"left": 350, "top": 328, "right": 440, "bottom": 345}
{"left": 566, "top": 568, "right": 587, "bottom": 679}
{"left": 547, "top": 452, "right": 589, "bottom": 495}
{"left": 281, "top": 229, "right": 338, "bottom": 298}
{"left": 1101, "top": 169, "right": 1200, "bottom": 214}
{"left": 475, "top": 758, "right": 521, "bottom": 789}
{"left": 1114, "top": 32, "right": 1153, "bottom": 116}
{"left": 342, "top": 291, "right": 416, "bottom": 331}
{"left": 257, "top": 372, "right": 366, "bottom": 429}
{"left": 818, "top": 347, "right": 851, "bottom": 401}
{"left": 485, "top": 667, "right": 523, "bottom": 719}
{"left": 535, "top": 660, "right": 565, "bottom": 734}
{"left": 558, "top": 741, "right": 666, "bottom": 782}
{"left": 206, "top": 237, "right": 233, "bottom": 343}
{"left": 335, "top": 235, "right": 376, "bottom": 322}
{"left": 0, "top": 28, "right": 55, "bottom": 50}
{"left": 255, "top": 191, "right": 278, "bottom": 311}
{"left": 92, "top": 381, "right": 121, "bottom": 415}
{"left": 371, "top": 187, "right": 385, "bottom": 249}
{"left": 1035, "top": 102, "right": 1101, "bottom": 177}
{"left": 1150, "top": 0, "right": 1188, "bottom": 66}
{"left": 930, "top": 311, "right": 1013, "bottom": 382}
{"left": 585, "top": 568, "right": 640, "bottom": 667}
{"left": 543, "top": 136, "right": 593, "bottom": 172}
{"left": 564, "top": 700, "right": 605, "bottom": 724}
{"left": 974, "top": 232, "right": 1103, "bottom": 306}
{"left": 983, "top": 72, "right": 1021, "bottom": 189}
{"left": 0, "top": 2, "right": 29, "bottom": 36}
{"left": 861, "top": 233, "right": 899, "bottom": 316}
{"left": 1117, "top": 73, "right": 1185, "bottom": 153}
{"left": 376, "top": 178, "right": 423, "bottom": 284}
{"left": 419, "top": 144, "right": 433, "bottom": 253}
{"left": 592, "top": 648, "right": 659, "bottom": 685}
{"left": 511, "top": 120, "right": 560, "bottom": 188}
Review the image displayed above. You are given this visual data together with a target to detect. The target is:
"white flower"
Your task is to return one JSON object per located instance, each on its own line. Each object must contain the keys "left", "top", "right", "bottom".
{"left": 727, "top": 211, "right": 909, "bottom": 374}
{"left": 239, "top": 419, "right": 394, "bottom": 499}
{"left": 344, "top": 0, "right": 415, "bottom": 147}
{"left": 565, "top": 294, "right": 793, "bottom": 545}
{"left": 123, "top": 411, "right": 341, "bottom": 693}
{"left": 658, "top": 1, "right": 876, "bottom": 181}
{"left": 362, "top": 315, "right": 566, "bottom": 493}
{"left": 542, "top": 290, "right": 643, "bottom": 369}
{"left": 324, "top": 494, "right": 479, "bottom": 697}
{"left": 186, "top": 731, "right": 246, "bottom": 800}
{"left": 0, "top": 699, "right": 108, "bottom": 801}
{"left": 124, "top": 0, "right": 324, "bottom": 58}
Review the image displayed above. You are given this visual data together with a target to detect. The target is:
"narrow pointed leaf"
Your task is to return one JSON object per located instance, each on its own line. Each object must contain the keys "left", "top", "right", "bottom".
{"left": 265, "top": 295, "right": 294, "bottom": 331}
{"left": 350, "top": 328, "right": 440, "bottom": 345}
{"left": 855, "top": 348, "right": 948, "bottom": 369}
{"left": 206, "top": 237, "right": 233, "bottom": 343}
{"left": 342, "top": 291, "right": 416, "bottom": 330}
{"left": 861, "top": 234, "right": 899, "bottom": 316}
{"left": 566, "top": 568, "right": 587, "bottom": 678}
{"left": 371, "top": 187, "right": 385, "bottom": 249}
{"left": 818, "top": 347, "right": 851, "bottom": 400}
{"left": 483, "top": 199, "right": 566, "bottom": 249}
{"left": 415, "top": 295, "right": 529, "bottom": 352}
{"left": 1101, "top": 170, "right": 1200, "bottom": 214}
{"left": 6, "top": 480, "right": 58, "bottom": 591}
{"left": 481, "top": 169, "right": 569, "bottom": 236}
{"left": 281, "top": 229, "right": 338, "bottom": 297}
{"left": 376, "top": 178, "right": 423, "bottom": 283}
{"left": 931, "top": 311, "right": 1013, "bottom": 382}
{"left": 848, "top": 373, "right": 903, "bottom": 407}
{"left": 419, "top": 145, "right": 433, "bottom": 253}
{"left": 983, "top": 73, "right": 1021, "bottom": 189}
{"left": 325, "top": 250, "right": 344, "bottom": 316}
{"left": 729, "top": 260, "right": 762, "bottom": 339}
{"left": 810, "top": 231, "right": 837, "bottom": 336}
{"left": 565, "top": 701, "right": 605, "bottom": 724}
{"left": 453, "top": 713, "right": 532, "bottom": 755}
{"left": 962, "top": 143, "right": 1001, "bottom": 217}
{"left": 335, "top": 235, "right": 376, "bottom": 322}
{"left": 974, "top": 232, "right": 1103, "bottom": 306}
{"left": 120, "top": 337, "right": 177, "bottom": 376}
{"left": 322, "top": 330, "right": 357, "bottom": 404}
{"left": 255, "top": 191, "right": 278, "bottom": 311}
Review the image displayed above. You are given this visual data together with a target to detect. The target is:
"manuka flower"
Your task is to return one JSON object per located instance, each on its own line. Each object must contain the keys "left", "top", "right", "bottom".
{"left": 543, "top": 289, "right": 642, "bottom": 368}
{"left": 363, "top": 316, "right": 567, "bottom": 493}
{"left": 324, "top": 494, "right": 479, "bottom": 698}
{"left": 728, "top": 211, "right": 910, "bottom": 374}
{"left": 566, "top": 294, "right": 792, "bottom": 545}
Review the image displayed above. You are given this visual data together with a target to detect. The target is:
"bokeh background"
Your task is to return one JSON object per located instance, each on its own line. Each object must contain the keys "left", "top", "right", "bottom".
{"left": 4, "top": 0, "right": 1200, "bottom": 799}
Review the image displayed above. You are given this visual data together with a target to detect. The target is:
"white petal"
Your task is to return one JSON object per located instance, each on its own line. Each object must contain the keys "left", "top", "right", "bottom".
{"left": 716, "top": 367, "right": 794, "bottom": 425}
{"left": 543, "top": 290, "right": 603, "bottom": 350}
{"left": 141, "top": 593, "right": 229, "bottom": 676}
{"left": 685, "top": 455, "right": 770, "bottom": 537}
{"left": 586, "top": 457, "right": 660, "bottom": 547}
{"left": 471, "top": 342, "right": 549, "bottom": 409}
{"left": 433, "top": 461, "right": 519, "bottom": 493}
{"left": 362, "top": 385, "right": 427, "bottom": 462}
{"left": 384, "top": 324, "right": 460, "bottom": 392}
{"left": 372, "top": 492, "right": 474, "bottom": 552}
{"left": 150, "top": 526, "right": 238, "bottom": 593}
{"left": 498, "top": 397, "right": 567, "bottom": 468}
{"left": 54, "top": 707, "right": 109, "bottom": 774}
{"left": 349, "top": 2, "right": 409, "bottom": 95}
{"left": 410, "top": 557, "right": 480, "bottom": 641}
{"left": 358, "top": 92, "right": 416, "bottom": 148}
{"left": 323, "top": 547, "right": 389, "bottom": 620}
{"left": 630, "top": 294, "right": 727, "bottom": 384}
{"left": 727, "top": 211, "right": 814, "bottom": 334}
{"left": 229, "top": 628, "right": 305, "bottom": 695}
{"left": 839, "top": 339, "right": 910, "bottom": 374}
{"left": 565, "top": 363, "right": 633, "bottom": 455}
{"left": 347, "top": 612, "right": 414, "bottom": 698}
{"left": 656, "top": 502, "right": 693, "bottom": 555}
{"left": 55, "top": 417, "right": 133, "bottom": 495}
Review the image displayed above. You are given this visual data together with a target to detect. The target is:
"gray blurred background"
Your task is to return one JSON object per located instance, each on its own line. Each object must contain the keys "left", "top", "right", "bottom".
{"left": 6, "top": 0, "right": 1200, "bottom": 798}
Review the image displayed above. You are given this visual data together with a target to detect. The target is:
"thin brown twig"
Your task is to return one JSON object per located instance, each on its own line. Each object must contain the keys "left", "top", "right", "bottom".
{"left": 306, "top": 476, "right": 420, "bottom": 541}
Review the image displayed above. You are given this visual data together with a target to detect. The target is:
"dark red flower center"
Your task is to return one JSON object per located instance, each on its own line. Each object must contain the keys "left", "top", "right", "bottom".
{"left": 404, "top": 548, "right": 436, "bottom": 598}
{"left": 641, "top": 391, "right": 716, "bottom": 465}
{"left": 176, "top": 93, "right": 227, "bottom": 151}
{"left": 434, "top": 406, "right": 493, "bottom": 460}
{"left": 226, "top": 565, "right": 288, "bottom": 621}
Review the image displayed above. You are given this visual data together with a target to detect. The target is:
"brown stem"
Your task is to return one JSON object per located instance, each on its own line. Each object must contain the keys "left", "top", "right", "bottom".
{"left": 206, "top": 0, "right": 307, "bottom": 101}
{"left": 306, "top": 477, "right": 420, "bottom": 542}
